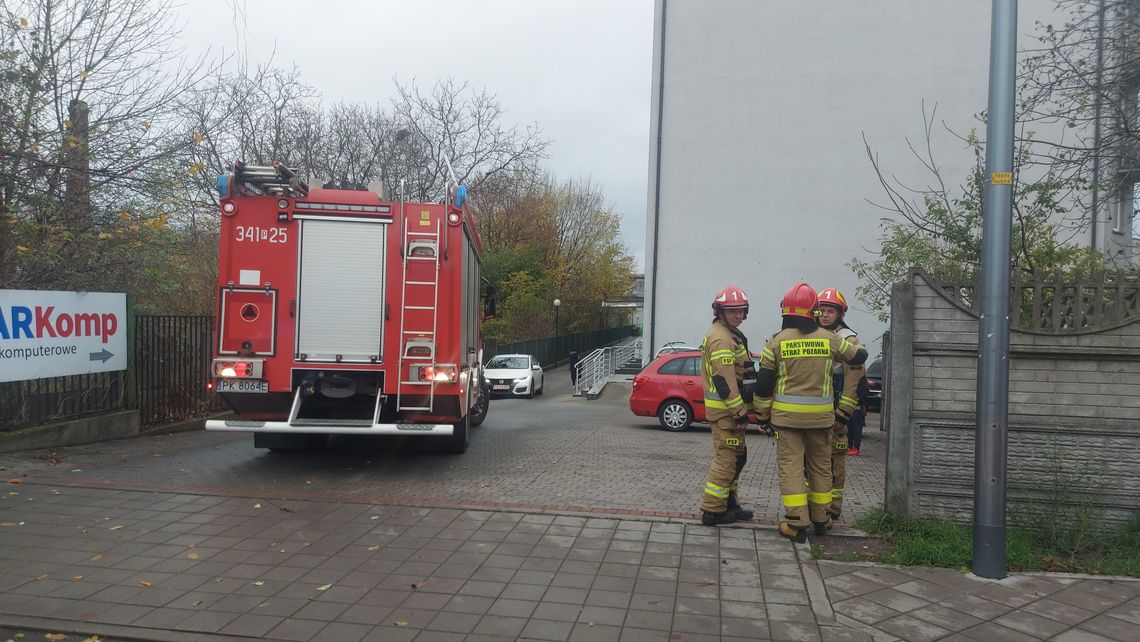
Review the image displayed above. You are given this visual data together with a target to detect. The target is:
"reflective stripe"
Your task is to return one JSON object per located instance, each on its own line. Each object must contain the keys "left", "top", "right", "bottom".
{"left": 773, "top": 393, "right": 833, "bottom": 414}
{"left": 705, "top": 482, "right": 730, "bottom": 499}
{"left": 839, "top": 395, "right": 858, "bottom": 407}
{"left": 761, "top": 348, "right": 775, "bottom": 361}
{"left": 753, "top": 398, "right": 772, "bottom": 409}
{"left": 809, "top": 491, "right": 832, "bottom": 505}
{"left": 709, "top": 349, "right": 734, "bottom": 359}
{"left": 730, "top": 479, "right": 740, "bottom": 491}
{"left": 839, "top": 337, "right": 851, "bottom": 353}
{"left": 832, "top": 487, "right": 844, "bottom": 498}
{"left": 773, "top": 400, "right": 834, "bottom": 413}
{"left": 783, "top": 493, "right": 808, "bottom": 507}
{"left": 705, "top": 395, "right": 743, "bottom": 409}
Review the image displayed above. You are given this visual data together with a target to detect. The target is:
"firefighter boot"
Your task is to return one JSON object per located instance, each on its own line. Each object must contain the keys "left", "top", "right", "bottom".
{"left": 727, "top": 494, "right": 754, "bottom": 521}
{"left": 778, "top": 521, "right": 808, "bottom": 543}
{"left": 813, "top": 517, "right": 833, "bottom": 536}
{"left": 701, "top": 510, "right": 738, "bottom": 526}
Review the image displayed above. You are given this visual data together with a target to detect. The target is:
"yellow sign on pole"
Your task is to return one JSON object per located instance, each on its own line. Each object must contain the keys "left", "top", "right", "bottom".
{"left": 991, "top": 172, "right": 1013, "bottom": 185}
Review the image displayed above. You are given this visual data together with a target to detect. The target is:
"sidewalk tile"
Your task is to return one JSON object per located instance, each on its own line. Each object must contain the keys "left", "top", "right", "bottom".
{"left": 769, "top": 619, "right": 822, "bottom": 642}
{"left": 487, "top": 597, "right": 538, "bottom": 618}
{"left": 767, "top": 603, "right": 815, "bottom": 622}
{"left": 425, "top": 610, "right": 481, "bottom": 633}
{"left": 1079, "top": 613, "right": 1140, "bottom": 641}
{"left": 1051, "top": 629, "right": 1119, "bottom": 642}
{"left": 958, "top": 621, "right": 1040, "bottom": 642}
{"left": 1050, "top": 585, "right": 1132, "bottom": 612}
{"left": 552, "top": 573, "right": 596, "bottom": 589}
{"left": 567, "top": 622, "right": 622, "bottom": 642}
{"left": 863, "top": 587, "right": 931, "bottom": 613}
{"left": 830, "top": 598, "right": 900, "bottom": 624}
{"left": 411, "top": 629, "right": 465, "bottom": 642}
{"left": 629, "top": 592, "right": 675, "bottom": 612}
{"left": 972, "top": 583, "right": 1039, "bottom": 608}
{"left": 939, "top": 592, "right": 1013, "bottom": 620}
{"left": 876, "top": 613, "right": 952, "bottom": 641}
{"left": 533, "top": 600, "right": 584, "bottom": 622}
{"left": 672, "top": 612, "right": 719, "bottom": 634}
{"left": 443, "top": 594, "right": 495, "bottom": 614}
{"left": 219, "top": 612, "right": 284, "bottom": 638}
{"left": 1021, "top": 596, "right": 1096, "bottom": 624}
{"left": 722, "top": 615, "right": 771, "bottom": 638}
{"left": 521, "top": 618, "right": 575, "bottom": 641}
{"left": 623, "top": 608, "right": 672, "bottom": 630}
{"left": 578, "top": 604, "right": 626, "bottom": 626}
{"left": 175, "top": 608, "right": 239, "bottom": 632}
{"left": 819, "top": 626, "right": 874, "bottom": 642}
{"left": 473, "top": 614, "right": 527, "bottom": 636}
{"left": 909, "top": 603, "right": 983, "bottom": 631}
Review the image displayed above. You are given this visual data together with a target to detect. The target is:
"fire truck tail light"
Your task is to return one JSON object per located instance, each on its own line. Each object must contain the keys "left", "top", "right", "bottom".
{"left": 418, "top": 366, "right": 457, "bottom": 383}
{"left": 215, "top": 360, "right": 255, "bottom": 378}
{"left": 221, "top": 201, "right": 237, "bottom": 216}
{"left": 447, "top": 212, "right": 461, "bottom": 225}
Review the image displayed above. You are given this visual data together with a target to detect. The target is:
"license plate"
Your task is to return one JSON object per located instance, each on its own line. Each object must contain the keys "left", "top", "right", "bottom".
{"left": 493, "top": 384, "right": 509, "bottom": 390}
{"left": 216, "top": 379, "right": 269, "bottom": 393}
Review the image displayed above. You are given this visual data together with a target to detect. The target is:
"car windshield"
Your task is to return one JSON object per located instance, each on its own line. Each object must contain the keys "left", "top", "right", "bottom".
{"left": 487, "top": 356, "right": 528, "bottom": 369}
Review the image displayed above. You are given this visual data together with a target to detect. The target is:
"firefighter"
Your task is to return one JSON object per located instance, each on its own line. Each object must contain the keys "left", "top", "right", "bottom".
{"left": 754, "top": 282, "right": 868, "bottom": 541}
{"left": 816, "top": 287, "right": 866, "bottom": 521}
{"left": 698, "top": 284, "right": 759, "bottom": 526}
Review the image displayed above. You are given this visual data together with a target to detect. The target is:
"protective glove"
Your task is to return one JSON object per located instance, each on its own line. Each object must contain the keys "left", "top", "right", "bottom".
{"left": 758, "top": 421, "right": 775, "bottom": 438}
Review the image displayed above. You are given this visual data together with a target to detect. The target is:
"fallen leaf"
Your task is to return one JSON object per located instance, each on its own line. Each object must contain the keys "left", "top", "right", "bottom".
{"left": 89, "top": 554, "right": 102, "bottom": 562}
{"left": 36, "top": 574, "right": 48, "bottom": 580}
{"left": 368, "top": 545, "right": 379, "bottom": 551}
{"left": 186, "top": 552, "right": 199, "bottom": 560}
{"left": 305, "top": 480, "right": 312, "bottom": 485}
{"left": 253, "top": 503, "right": 262, "bottom": 509}
{"left": 193, "top": 600, "right": 203, "bottom": 607}
{"left": 82, "top": 636, "right": 100, "bottom": 642}
{"left": 109, "top": 525, "right": 123, "bottom": 531}
{"left": 72, "top": 575, "right": 83, "bottom": 581}
{"left": 151, "top": 453, "right": 162, "bottom": 458}
{"left": 45, "top": 634, "right": 67, "bottom": 641}
{"left": 256, "top": 601, "right": 270, "bottom": 608}
{"left": 7, "top": 479, "right": 21, "bottom": 485}
{"left": 411, "top": 580, "right": 426, "bottom": 590}
{"left": 253, "top": 581, "right": 264, "bottom": 586}
{"left": 393, "top": 620, "right": 408, "bottom": 627}
{"left": 138, "top": 580, "right": 151, "bottom": 588}
{"left": 303, "top": 542, "right": 312, "bottom": 547}
{"left": 80, "top": 528, "right": 88, "bottom": 534}
{"left": 316, "top": 584, "right": 332, "bottom": 591}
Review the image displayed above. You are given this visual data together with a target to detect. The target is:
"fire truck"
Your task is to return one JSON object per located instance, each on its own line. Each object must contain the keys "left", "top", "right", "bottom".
{"left": 204, "top": 161, "right": 491, "bottom": 453}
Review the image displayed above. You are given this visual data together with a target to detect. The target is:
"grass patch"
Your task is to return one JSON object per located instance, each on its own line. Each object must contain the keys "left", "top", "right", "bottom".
{"left": 850, "top": 508, "right": 1140, "bottom": 576}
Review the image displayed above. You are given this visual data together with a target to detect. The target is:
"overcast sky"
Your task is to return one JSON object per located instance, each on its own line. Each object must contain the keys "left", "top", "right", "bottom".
{"left": 175, "top": 0, "right": 654, "bottom": 268}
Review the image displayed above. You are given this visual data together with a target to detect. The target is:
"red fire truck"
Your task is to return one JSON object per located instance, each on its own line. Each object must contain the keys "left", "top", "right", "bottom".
{"left": 204, "top": 161, "right": 490, "bottom": 453}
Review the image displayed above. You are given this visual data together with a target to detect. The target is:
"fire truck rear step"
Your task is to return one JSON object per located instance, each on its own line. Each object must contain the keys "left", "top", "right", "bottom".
{"left": 203, "top": 419, "right": 455, "bottom": 436}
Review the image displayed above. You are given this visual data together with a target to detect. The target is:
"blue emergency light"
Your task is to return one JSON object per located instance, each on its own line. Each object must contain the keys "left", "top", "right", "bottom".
{"left": 453, "top": 185, "right": 467, "bottom": 208}
{"left": 216, "top": 174, "right": 230, "bottom": 198}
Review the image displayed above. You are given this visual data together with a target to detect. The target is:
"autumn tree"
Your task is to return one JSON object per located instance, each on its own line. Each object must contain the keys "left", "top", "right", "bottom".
{"left": 852, "top": 0, "right": 1140, "bottom": 320}
{"left": 0, "top": 0, "right": 218, "bottom": 311}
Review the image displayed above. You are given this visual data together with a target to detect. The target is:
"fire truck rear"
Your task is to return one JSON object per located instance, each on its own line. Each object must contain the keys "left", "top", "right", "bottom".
{"left": 204, "top": 162, "right": 490, "bottom": 453}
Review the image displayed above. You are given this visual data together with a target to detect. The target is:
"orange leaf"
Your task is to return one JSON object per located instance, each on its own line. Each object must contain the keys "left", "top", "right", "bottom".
{"left": 139, "top": 580, "right": 151, "bottom": 588}
{"left": 45, "top": 634, "right": 68, "bottom": 641}
{"left": 89, "top": 554, "right": 102, "bottom": 562}
{"left": 8, "top": 478, "right": 22, "bottom": 484}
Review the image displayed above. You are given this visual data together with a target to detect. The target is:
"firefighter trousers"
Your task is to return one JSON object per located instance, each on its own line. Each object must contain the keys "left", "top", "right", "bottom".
{"left": 700, "top": 416, "right": 747, "bottom": 514}
{"left": 830, "top": 427, "right": 847, "bottom": 518}
{"left": 776, "top": 426, "right": 831, "bottom": 527}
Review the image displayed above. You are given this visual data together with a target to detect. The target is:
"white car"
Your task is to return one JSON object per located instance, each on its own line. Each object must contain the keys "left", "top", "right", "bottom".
{"left": 484, "top": 354, "right": 544, "bottom": 398}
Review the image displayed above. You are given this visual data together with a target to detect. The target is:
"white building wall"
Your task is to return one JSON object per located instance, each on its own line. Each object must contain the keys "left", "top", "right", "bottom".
{"left": 645, "top": 0, "right": 1059, "bottom": 359}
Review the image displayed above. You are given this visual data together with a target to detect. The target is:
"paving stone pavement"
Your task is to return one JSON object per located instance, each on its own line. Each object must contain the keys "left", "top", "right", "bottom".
{"left": 1, "top": 483, "right": 1138, "bottom": 642}
{"left": 0, "top": 370, "right": 1137, "bottom": 641}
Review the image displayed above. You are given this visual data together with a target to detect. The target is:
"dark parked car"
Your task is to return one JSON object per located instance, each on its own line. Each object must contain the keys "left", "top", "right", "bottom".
{"left": 864, "top": 358, "right": 882, "bottom": 413}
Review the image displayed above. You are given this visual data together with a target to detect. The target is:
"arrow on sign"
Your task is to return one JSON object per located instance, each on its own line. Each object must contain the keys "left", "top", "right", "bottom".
{"left": 89, "top": 349, "right": 114, "bottom": 363}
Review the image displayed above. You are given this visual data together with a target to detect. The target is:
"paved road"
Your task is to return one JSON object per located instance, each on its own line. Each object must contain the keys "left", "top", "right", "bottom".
{"left": 0, "top": 368, "right": 887, "bottom": 524}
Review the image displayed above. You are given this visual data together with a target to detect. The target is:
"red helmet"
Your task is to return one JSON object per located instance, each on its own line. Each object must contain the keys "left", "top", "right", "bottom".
{"left": 712, "top": 285, "right": 749, "bottom": 315}
{"left": 817, "top": 287, "right": 848, "bottom": 314}
{"left": 780, "top": 282, "right": 818, "bottom": 319}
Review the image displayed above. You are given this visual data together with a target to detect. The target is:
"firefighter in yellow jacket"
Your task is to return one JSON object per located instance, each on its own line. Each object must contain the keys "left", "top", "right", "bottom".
{"left": 816, "top": 287, "right": 865, "bottom": 521}
{"left": 754, "top": 282, "right": 868, "bottom": 541}
{"left": 698, "top": 284, "right": 759, "bottom": 526}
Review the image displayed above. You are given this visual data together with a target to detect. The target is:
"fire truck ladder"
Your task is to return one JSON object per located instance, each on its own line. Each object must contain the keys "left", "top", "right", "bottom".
{"left": 231, "top": 160, "right": 309, "bottom": 197}
{"left": 395, "top": 213, "right": 442, "bottom": 414}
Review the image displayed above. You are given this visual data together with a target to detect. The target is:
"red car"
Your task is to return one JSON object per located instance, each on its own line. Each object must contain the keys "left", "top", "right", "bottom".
{"left": 630, "top": 350, "right": 760, "bottom": 431}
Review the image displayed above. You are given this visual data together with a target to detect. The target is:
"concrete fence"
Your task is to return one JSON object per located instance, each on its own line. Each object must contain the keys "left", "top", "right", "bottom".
{"left": 884, "top": 270, "right": 1140, "bottom": 524}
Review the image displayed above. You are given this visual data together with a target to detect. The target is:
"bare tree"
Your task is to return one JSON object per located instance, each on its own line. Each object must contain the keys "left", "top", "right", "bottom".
{"left": 0, "top": 0, "right": 217, "bottom": 287}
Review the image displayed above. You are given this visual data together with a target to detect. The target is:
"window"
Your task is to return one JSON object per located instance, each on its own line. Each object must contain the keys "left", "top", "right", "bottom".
{"left": 658, "top": 357, "right": 686, "bottom": 375}
{"left": 682, "top": 357, "right": 701, "bottom": 377}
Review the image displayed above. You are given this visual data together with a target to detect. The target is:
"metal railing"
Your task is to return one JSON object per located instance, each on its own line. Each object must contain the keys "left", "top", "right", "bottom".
{"left": 573, "top": 337, "right": 642, "bottom": 395}
{"left": 135, "top": 315, "right": 222, "bottom": 426}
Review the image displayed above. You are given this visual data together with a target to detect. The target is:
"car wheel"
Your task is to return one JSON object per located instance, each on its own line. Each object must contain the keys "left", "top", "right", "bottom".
{"left": 470, "top": 378, "right": 489, "bottom": 428}
{"left": 537, "top": 377, "right": 544, "bottom": 396}
{"left": 658, "top": 399, "right": 692, "bottom": 432}
{"left": 526, "top": 379, "right": 535, "bottom": 399}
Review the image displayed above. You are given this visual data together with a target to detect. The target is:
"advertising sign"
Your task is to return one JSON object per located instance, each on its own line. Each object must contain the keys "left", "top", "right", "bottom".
{"left": 0, "top": 290, "right": 127, "bottom": 383}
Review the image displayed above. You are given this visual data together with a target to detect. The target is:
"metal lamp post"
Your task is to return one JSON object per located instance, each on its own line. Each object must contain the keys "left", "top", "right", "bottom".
{"left": 553, "top": 298, "right": 561, "bottom": 362}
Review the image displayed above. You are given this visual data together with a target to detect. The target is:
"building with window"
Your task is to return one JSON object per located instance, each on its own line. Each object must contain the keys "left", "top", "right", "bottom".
{"left": 644, "top": 0, "right": 1139, "bottom": 358}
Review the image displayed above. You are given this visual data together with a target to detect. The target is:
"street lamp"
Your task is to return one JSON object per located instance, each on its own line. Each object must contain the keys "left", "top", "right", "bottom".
{"left": 553, "top": 298, "right": 562, "bottom": 366}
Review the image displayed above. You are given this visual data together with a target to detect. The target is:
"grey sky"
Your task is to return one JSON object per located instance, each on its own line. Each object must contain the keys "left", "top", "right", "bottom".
{"left": 176, "top": 0, "right": 653, "bottom": 268}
